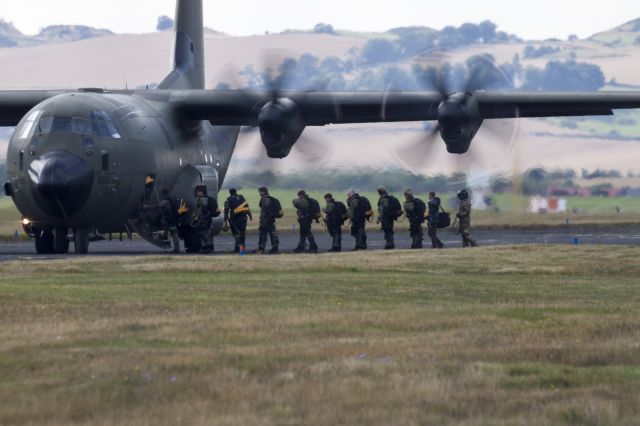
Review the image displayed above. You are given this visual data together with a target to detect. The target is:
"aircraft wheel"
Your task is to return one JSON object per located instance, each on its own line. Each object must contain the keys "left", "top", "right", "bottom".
{"left": 53, "top": 228, "right": 70, "bottom": 254}
{"left": 73, "top": 228, "right": 90, "bottom": 254}
{"left": 35, "top": 230, "right": 55, "bottom": 254}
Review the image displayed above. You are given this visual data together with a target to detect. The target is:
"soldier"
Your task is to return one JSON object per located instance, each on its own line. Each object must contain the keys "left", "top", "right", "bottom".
{"left": 292, "top": 190, "right": 319, "bottom": 254}
{"left": 427, "top": 192, "right": 444, "bottom": 249}
{"left": 323, "top": 193, "right": 347, "bottom": 252}
{"left": 376, "top": 186, "right": 401, "bottom": 250}
{"left": 223, "top": 188, "right": 252, "bottom": 253}
{"left": 158, "top": 189, "right": 181, "bottom": 253}
{"left": 347, "top": 189, "right": 369, "bottom": 250}
{"left": 192, "top": 185, "right": 221, "bottom": 254}
{"left": 256, "top": 186, "right": 280, "bottom": 254}
{"left": 456, "top": 189, "right": 478, "bottom": 248}
{"left": 403, "top": 189, "right": 426, "bottom": 249}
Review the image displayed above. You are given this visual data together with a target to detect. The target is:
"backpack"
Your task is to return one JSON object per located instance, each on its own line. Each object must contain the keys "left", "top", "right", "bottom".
{"left": 271, "top": 196, "right": 284, "bottom": 219}
{"left": 412, "top": 198, "right": 427, "bottom": 222}
{"left": 360, "top": 196, "right": 374, "bottom": 220}
{"left": 334, "top": 201, "right": 348, "bottom": 224}
{"left": 308, "top": 197, "right": 322, "bottom": 221}
{"left": 388, "top": 195, "right": 404, "bottom": 220}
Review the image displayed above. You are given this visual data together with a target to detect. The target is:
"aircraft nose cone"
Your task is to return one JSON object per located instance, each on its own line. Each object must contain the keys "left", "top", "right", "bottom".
{"left": 28, "top": 150, "right": 94, "bottom": 220}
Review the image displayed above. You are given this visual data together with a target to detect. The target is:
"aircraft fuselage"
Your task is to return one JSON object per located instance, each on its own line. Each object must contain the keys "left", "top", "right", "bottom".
{"left": 5, "top": 91, "right": 239, "bottom": 245}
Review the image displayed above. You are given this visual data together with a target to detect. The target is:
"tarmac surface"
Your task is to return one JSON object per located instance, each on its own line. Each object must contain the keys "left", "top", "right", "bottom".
{"left": 1, "top": 225, "right": 639, "bottom": 261}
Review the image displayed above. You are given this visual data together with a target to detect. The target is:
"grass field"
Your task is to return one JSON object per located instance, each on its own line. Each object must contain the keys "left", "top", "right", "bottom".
{"left": 1, "top": 246, "right": 640, "bottom": 425}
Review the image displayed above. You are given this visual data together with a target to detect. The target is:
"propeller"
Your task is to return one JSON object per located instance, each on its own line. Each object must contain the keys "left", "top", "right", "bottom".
{"left": 213, "top": 51, "right": 336, "bottom": 175}
{"left": 387, "top": 49, "right": 522, "bottom": 175}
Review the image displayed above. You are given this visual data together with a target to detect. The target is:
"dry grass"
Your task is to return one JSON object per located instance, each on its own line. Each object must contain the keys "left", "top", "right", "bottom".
{"left": 1, "top": 246, "right": 640, "bottom": 425}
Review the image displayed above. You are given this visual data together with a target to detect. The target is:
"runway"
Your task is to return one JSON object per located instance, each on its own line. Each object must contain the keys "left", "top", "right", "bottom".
{"left": 1, "top": 225, "right": 639, "bottom": 261}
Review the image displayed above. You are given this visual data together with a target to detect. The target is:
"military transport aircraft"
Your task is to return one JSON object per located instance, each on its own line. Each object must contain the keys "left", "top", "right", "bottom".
{"left": 3, "top": 0, "right": 640, "bottom": 254}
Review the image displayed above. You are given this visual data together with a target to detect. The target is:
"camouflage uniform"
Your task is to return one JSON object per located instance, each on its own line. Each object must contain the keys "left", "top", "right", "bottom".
{"left": 347, "top": 193, "right": 367, "bottom": 250}
{"left": 457, "top": 198, "right": 478, "bottom": 247}
{"left": 193, "top": 195, "right": 220, "bottom": 254}
{"left": 258, "top": 194, "right": 279, "bottom": 254}
{"left": 377, "top": 192, "right": 396, "bottom": 250}
{"left": 427, "top": 196, "right": 444, "bottom": 249}
{"left": 323, "top": 196, "right": 344, "bottom": 252}
{"left": 293, "top": 194, "right": 318, "bottom": 253}
{"left": 224, "top": 192, "right": 252, "bottom": 253}
{"left": 403, "top": 195, "right": 424, "bottom": 249}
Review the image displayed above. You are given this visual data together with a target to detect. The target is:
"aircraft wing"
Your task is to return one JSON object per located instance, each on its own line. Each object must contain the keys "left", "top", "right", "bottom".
{"left": 169, "top": 90, "right": 640, "bottom": 126}
{"left": 0, "top": 91, "right": 68, "bottom": 126}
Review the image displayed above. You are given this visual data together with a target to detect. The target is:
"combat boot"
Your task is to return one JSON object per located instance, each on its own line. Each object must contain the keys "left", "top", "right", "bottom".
{"left": 293, "top": 246, "right": 305, "bottom": 254}
{"left": 252, "top": 249, "right": 265, "bottom": 255}
{"left": 268, "top": 247, "right": 280, "bottom": 255}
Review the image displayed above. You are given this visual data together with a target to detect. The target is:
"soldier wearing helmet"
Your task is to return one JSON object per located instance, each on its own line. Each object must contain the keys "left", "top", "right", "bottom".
{"left": 456, "top": 189, "right": 478, "bottom": 248}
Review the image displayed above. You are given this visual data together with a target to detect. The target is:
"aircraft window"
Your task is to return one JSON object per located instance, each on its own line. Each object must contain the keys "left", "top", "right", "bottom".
{"left": 92, "top": 120, "right": 121, "bottom": 139}
{"left": 72, "top": 118, "right": 93, "bottom": 135}
{"left": 50, "top": 117, "right": 72, "bottom": 133}
{"left": 19, "top": 110, "right": 41, "bottom": 139}
{"left": 90, "top": 111, "right": 121, "bottom": 139}
{"left": 37, "top": 117, "right": 53, "bottom": 134}
{"left": 90, "top": 111, "right": 111, "bottom": 121}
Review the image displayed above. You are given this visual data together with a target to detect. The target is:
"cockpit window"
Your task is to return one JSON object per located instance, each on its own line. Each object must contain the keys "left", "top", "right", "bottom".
{"left": 36, "top": 117, "right": 72, "bottom": 134}
{"left": 19, "top": 110, "right": 41, "bottom": 139}
{"left": 90, "top": 111, "right": 121, "bottom": 139}
{"left": 34, "top": 113, "right": 121, "bottom": 139}
{"left": 92, "top": 120, "right": 121, "bottom": 139}
{"left": 72, "top": 118, "right": 92, "bottom": 135}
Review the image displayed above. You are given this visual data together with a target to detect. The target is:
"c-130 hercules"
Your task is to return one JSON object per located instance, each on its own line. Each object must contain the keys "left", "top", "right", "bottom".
{"left": 3, "top": 0, "right": 640, "bottom": 254}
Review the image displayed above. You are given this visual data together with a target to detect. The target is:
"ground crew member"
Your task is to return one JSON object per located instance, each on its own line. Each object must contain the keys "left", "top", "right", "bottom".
{"left": 347, "top": 189, "right": 367, "bottom": 250}
{"left": 376, "top": 186, "right": 397, "bottom": 250}
{"left": 223, "top": 188, "right": 252, "bottom": 253}
{"left": 403, "top": 189, "right": 425, "bottom": 249}
{"left": 427, "top": 191, "right": 444, "bottom": 249}
{"left": 193, "top": 185, "right": 221, "bottom": 254}
{"left": 456, "top": 189, "right": 478, "bottom": 248}
{"left": 256, "top": 186, "right": 280, "bottom": 254}
{"left": 292, "top": 190, "right": 319, "bottom": 254}
{"left": 323, "top": 193, "right": 346, "bottom": 252}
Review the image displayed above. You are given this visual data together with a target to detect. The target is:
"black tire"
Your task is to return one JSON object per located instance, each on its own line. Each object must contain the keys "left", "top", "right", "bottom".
{"left": 73, "top": 228, "right": 90, "bottom": 254}
{"left": 53, "top": 228, "right": 70, "bottom": 254}
{"left": 35, "top": 230, "right": 55, "bottom": 254}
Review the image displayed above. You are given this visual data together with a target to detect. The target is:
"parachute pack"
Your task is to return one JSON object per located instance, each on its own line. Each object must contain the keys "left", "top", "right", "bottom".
{"left": 334, "top": 201, "right": 348, "bottom": 224}
{"left": 413, "top": 198, "right": 426, "bottom": 222}
{"left": 387, "top": 195, "right": 404, "bottom": 219}
{"left": 360, "top": 196, "right": 374, "bottom": 220}
{"left": 308, "top": 197, "right": 322, "bottom": 221}
{"left": 270, "top": 196, "right": 284, "bottom": 219}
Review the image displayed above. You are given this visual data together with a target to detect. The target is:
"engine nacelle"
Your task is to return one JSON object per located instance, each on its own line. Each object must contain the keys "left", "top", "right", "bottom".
{"left": 257, "top": 98, "right": 305, "bottom": 158}
{"left": 437, "top": 92, "right": 483, "bottom": 154}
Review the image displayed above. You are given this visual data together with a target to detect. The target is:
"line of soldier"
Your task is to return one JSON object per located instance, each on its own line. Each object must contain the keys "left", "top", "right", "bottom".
{"left": 218, "top": 186, "right": 477, "bottom": 255}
